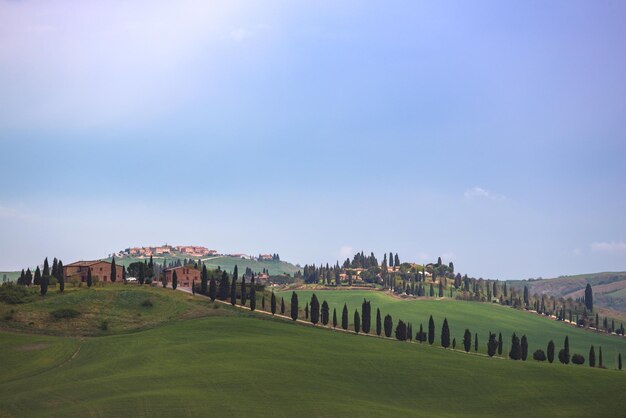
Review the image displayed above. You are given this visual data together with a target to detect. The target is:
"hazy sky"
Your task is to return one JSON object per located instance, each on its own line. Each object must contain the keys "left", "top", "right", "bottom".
{"left": 1, "top": 0, "right": 625, "bottom": 279}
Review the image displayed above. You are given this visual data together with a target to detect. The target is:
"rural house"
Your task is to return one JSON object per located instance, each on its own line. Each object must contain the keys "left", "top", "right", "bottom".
{"left": 164, "top": 266, "right": 201, "bottom": 287}
{"left": 64, "top": 260, "right": 124, "bottom": 283}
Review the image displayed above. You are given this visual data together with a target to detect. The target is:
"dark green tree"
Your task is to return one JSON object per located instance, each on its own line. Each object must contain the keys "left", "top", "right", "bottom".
{"left": 474, "top": 333, "right": 478, "bottom": 352}
{"left": 376, "top": 308, "right": 382, "bottom": 336}
{"left": 87, "top": 269, "right": 93, "bottom": 288}
{"left": 354, "top": 310, "right": 361, "bottom": 334}
{"left": 452, "top": 338, "right": 456, "bottom": 349}
{"left": 417, "top": 323, "right": 426, "bottom": 343}
{"left": 428, "top": 315, "right": 435, "bottom": 345}
{"left": 240, "top": 277, "right": 247, "bottom": 306}
{"left": 332, "top": 308, "right": 337, "bottom": 328}
{"left": 497, "top": 332, "right": 503, "bottom": 356}
{"left": 262, "top": 295, "right": 265, "bottom": 310}
{"left": 509, "top": 333, "right": 521, "bottom": 360}
{"left": 40, "top": 276, "right": 48, "bottom": 296}
{"left": 441, "top": 318, "right": 450, "bottom": 348}
{"left": 110, "top": 256, "right": 117, "bottom": 282}
{"left": 521, "top": 335, "right": 528, "bottom": 360}
{"left": 342, "top": 303, "right": 349, "bottom": 330}
{"left": 34, "top": 266, "right": 41, "bottom": 286}
{"left": 271, "top": 292, "right": 276, "bottom": 315}
{"left": 310, "top": 294, "right": 320, "bottom": 325}
{"left": 201, "top": 265, "right": 208, "bottom": 294}
{"left": 281, "top": 297, "right": 285, "bottom": 315}
{"left": 589, "top": 345, "right": 596, "bottom": 367}
{"left": 463, "top": 329, "right": 472, "bottom": 352}
{"left": 290, "top": 292, "right": 299, "bottom": 321}
{"left": 208, "top": 275, "right": 217, "bottom": 301}
{"left": 547, "top": 340, "right": 555, "bottom": 363}
{"left": 558, "top": 336, "right": 570, "bottom": 364}
{"left": 172, "top": 270, "right": 178, "bottom": 290}
{"left": 361, "top": 299, "right": 371, "bottom": 334}
{"left": 523, "top": 285, "right": 529, "bottom": 307}
{"left": 584, "top": 283, "right": 593, "bottom": 311}
{"left": 249, "top": 280, "right": 256, "bottom": 311}
{"left": 218, "top": 271, "right": 229, "bottom": 300}
{"left": 384, "top": 314, "right": 393, "bottom": 337}
{"left": 230, "top": 276, "right": 237, "bottom": 305}
{"left": 599, "top": 346, "right": 603, "bottom": 368}
{"left": 395, "top": 320, "right": 407, "bottom": 341}
{"left": 618, "top": 353, "right": 622, "bottom": 371}
{"left": 43, "top": 258, "right": 50, "bottom": 280}
{"left": 487, "top": 332, "right": 498, "bottom": 357}
{"left": 321, "top": 300, "right": 329, "bottom": 326}
{"left": 57, "top": 260, "right": 64, "bottom": 292}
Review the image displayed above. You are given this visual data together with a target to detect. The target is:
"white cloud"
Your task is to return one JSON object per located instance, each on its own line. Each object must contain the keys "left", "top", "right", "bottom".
{"left": 572, "top": 248, "right": 582, "bottom": 256}
{"left": 464, "top": 186, "right": 505, "bottom": 200}
{"left": 590, "top": 241, "right": 626, "bottom": 254}
{"left": 339, "top": 246, "right": 353, "bottom": 259}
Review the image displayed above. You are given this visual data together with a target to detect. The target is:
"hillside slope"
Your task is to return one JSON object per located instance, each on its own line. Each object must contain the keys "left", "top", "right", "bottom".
{"left": 1, "top": 307, "right": 625, "bottom": 417}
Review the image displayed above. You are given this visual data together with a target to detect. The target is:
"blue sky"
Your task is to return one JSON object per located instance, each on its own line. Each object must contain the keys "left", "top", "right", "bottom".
{"left": 1, "top": 0, "right": 625, "bottom": 279}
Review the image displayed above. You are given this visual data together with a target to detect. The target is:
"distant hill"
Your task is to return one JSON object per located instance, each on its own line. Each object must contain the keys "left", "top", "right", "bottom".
{"left": 107, "top": 254, "right": 301, "bottom": 277}
{"left": 508, "top": 272, "right": 626, "bottom": 312}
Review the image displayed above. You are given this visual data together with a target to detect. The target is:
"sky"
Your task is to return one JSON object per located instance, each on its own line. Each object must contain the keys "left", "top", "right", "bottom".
{"left": 1, "top": 0, "right": 625, "bottom": 280}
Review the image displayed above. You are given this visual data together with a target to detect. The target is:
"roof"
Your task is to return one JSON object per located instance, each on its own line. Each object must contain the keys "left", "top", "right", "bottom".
{"left": 65, "top": 260, "right": 113, "bottom": 267}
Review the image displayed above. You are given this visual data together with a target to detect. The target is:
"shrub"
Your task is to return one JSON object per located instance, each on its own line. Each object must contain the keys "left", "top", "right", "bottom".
{"left": 572, "top": 354, "right": 585, "bottom": 365}
{"left": 100, "top": 320, "right": 108, "bottom": 331}
{"left": 0, "top": 283, "right": 31, "bottom": 304}
{"left": 141, "top": 299, "right": 153, "bottom": 307}
{"left": 50, "top": 308, "right": 81, "bottom": 319}
{"left": 533, "top": 349, "right": 546, "bottom": 361}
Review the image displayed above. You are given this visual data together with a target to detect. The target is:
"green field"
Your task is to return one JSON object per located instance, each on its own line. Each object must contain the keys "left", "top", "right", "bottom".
{"left": 278, "top": 290, "right": 626, "bottom": 369}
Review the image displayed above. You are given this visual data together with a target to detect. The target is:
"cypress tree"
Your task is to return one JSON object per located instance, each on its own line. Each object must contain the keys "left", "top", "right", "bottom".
{"left": 209, "top": 275, "right": 217, "bottom": 301}
{"left": 110, "top": 256, "right": 117, "bottom": 282}
{"left": 497, "top": 332, "right": 503, "bottom": 355}
{"left": 43, "top": 258, "right": 50, "bottom": 280}
{"left": 34, "top": 266, "right": 41, "bottom": 286}
{"left": 428, "top": 315, "right": 435, "bottom": 345}
{"left": 584, "top": 283, "right": 593, "bottom": 311}
{"left": 376, "top": 308, "right": 382, "bottom": 336}
{"left": 262, "top": 295, "right": 265, "bottom": 310}
{"left": 509, "top": 333, "right": 521, "bottom": 360}
{"left": 463, "top": 329, "right": 472, "bottom": 352}
{"left": 230, "top": 277, "right": 237, "bottom": 305}
{"left": 342, "top": 303, "right": 349, "bottom": 330}
{"left": 281, "top": 297, "right": 285, "bottom": 315}
{"left": 521, "top": 335, "right": 528, "bottom": 360}
{"left": 441, "top": 318, "right": 450, "bottom": 348}
{"left": 240, "top": 277, "right": 247, "bottom": 306}
{"left": 51, "top": 258, "right": 58, "bottom": 280}
{"left": 87, "top": 269, "right": 93, "bottom": 288}
{"left": 395, "top": 320, "right": 407, "bottom": 341}
{"left": 201, "top": 265, "right": 208, "bottom": 294}
{"left": 547, "top": 340, "right": 555, "bottom": 363}
{"left": 474, "top": 333, "right": 478, "bottom": 352}
{"left": 218, "top": 271, "right": 229, "bottom": 300}
{"left": 354, "top": 310, "right": 361, "bottom": 334}
{"left": 58, "top": 261, "right": 64, "bottom": 293}
{"left": 192, "top": 280, "right": 195, "bottom": 295}
{"left": 452, "top": 338, "right": 456, "bottom": 349}
{"left": 332, "top": 308, "right": 337, "bottom": 328}
{"left": 172, "top": 270, "right": 178, "bottom": 290}
{"left": 417, "top": 323, "right": 425, "bottom": 343}
{"left": 619, "top": 353, "right": 622, "bottom": 371}
{"left": 290, "top": 292, "right": 299, "bottom": 321}
{"left": 40, "top": 276, "right": 48, "bottom": 296}
{"left": 487, "top": 332, "right": 498, "bottom": 357}
{"left": 310, "top": 294, "right": 320, "bottom": 325}
{"left": 589, "top": 345, "right": 596, "bottom": 367}
{"left": 361, "top": 299, "right": 371, "bottom": 334}
{"left": 321, "top": 300, "right": 329, "bottom": 326}
{"left": 305, "top": 303, "right": 309, "bottom": 320}
{"left": 384, "top": 314, "right": 393, "bottom": 337}
{"left": 559, "top": 336, "right": 570, "bottom": 364}
{"left": 271, "top": 292, "right": 276, "bottom": 315}
{"left": 599, "top": 346, "right": 603, "bottom": 368}
{"left": 249, "top": 280, "right": 256, "bottom": 311}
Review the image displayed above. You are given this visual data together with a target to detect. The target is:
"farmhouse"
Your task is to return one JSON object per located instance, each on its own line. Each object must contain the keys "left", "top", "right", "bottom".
{"left": 164, "top": 266, "right": 201, "bottom": 287}
{"left": 64, "top": 260, "right": 124, "bottom": 283}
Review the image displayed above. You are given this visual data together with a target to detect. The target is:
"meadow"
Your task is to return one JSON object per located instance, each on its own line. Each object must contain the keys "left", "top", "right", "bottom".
{"left": 278, "top": 289, "right": 626, "bottom": 369}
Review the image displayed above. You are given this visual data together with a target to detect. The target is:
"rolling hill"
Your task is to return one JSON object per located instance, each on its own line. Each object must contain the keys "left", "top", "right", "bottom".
{"left": 1, "top": 285, "right": 625, "bottom": 417}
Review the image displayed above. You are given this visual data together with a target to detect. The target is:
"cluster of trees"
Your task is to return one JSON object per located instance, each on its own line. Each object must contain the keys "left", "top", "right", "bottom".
{"left": 16, "top": 257, "right": 66, "bottom": 294}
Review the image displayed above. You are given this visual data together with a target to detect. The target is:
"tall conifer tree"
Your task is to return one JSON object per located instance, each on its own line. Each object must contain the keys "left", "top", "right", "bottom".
{"left": 271, "top": 292, "right": 276, "bottom": 315}
{"left": 376, "top": 308, "right": 382, "bottom": 336}
{"left": 290, "top": 292, "right": 299, "bottom": 321}
{"left": 441, "top": 318, "right": 450, "bottom": 348}
{"left": 428, "top": 315, "right": 435, "bottom": 345}
{"left": 354, "top": 310, "right": 361, "bottom": 334}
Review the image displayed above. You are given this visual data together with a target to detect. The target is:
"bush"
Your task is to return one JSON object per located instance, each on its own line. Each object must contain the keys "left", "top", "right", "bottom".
{"left": 572, "top": 354, "right": 585, "bottom": 365}
{"left": 0, "top": 283, "right": 31, "bottom": 304}
{"left": 99, "top": 320, "right": 108, "bottom": 331}
{"left": 141, "top": 299, "right": 153, "bottom": 308}
{"left": 533, "top": 349, "right": 546, "bottom": 361}
{"left": 50, "top": 308, "right": 81, "bottom": 319}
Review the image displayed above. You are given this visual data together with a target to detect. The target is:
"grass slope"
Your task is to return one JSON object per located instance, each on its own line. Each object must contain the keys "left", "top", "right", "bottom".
{"left": 278, "top": 290, "right": 626, "bottom": 368}
{"left": 0, "top": 285, "right": 217, "bottom": 336}
{"left": 1, "top": 309, "right": 625, "bottom": 417}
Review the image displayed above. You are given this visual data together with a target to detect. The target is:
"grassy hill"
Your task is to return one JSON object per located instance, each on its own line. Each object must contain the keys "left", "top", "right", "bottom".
{"left": 1, "top": 287, "right": 625, "bottom": 417}
{"left": 278, "top": 289, "right": 626, "bottom": 369}
{"left": 508, "top": 272, "right": 626, "bottom": 313}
